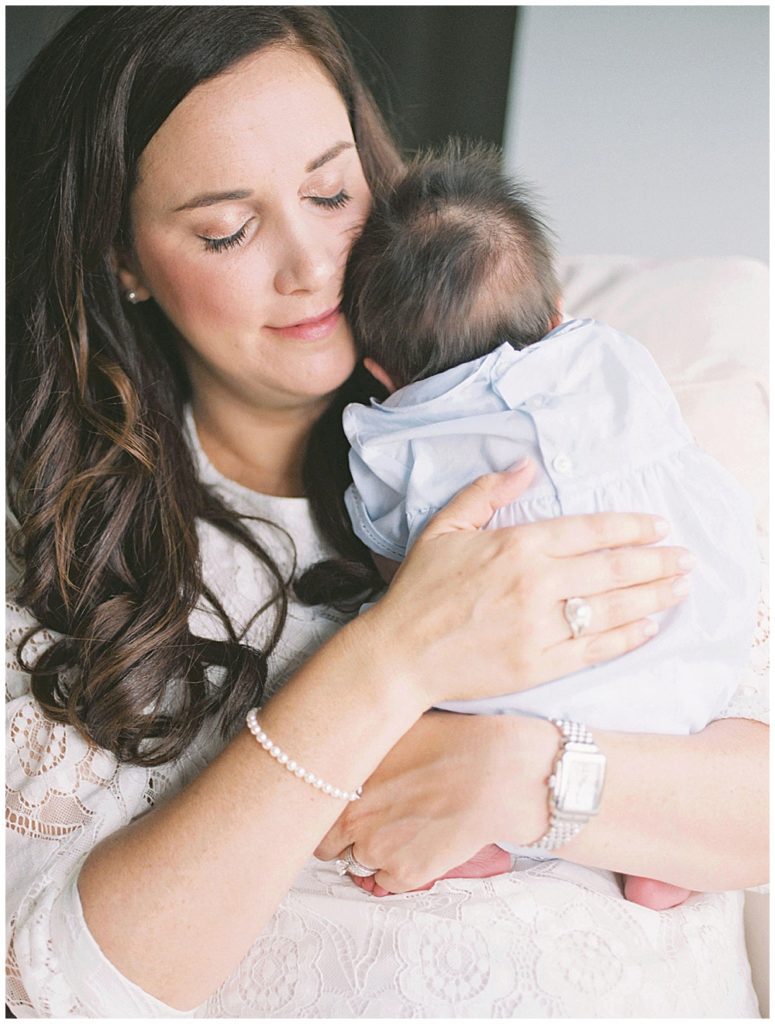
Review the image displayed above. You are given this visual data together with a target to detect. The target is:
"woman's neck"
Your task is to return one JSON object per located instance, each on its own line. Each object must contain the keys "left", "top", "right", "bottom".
{"left": 191, "top": 391, "right": 327, "bottom": 498}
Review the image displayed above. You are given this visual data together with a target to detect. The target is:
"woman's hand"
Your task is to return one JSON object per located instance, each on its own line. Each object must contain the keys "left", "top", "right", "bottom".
{"left": 351, "top": 844, "right": 513, "bottom": 898}
{"left": 315, "top": 711, "right": 553, "bottom": 894}
{"left": 366, "top": 459, "right": 693, "bottom": 708}
{"left": 317, "top": 712, "right": 769, "bottom": 896}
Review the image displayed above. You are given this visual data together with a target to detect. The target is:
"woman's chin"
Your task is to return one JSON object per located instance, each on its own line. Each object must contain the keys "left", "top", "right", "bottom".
{"left": 263, "top": 356, "right": 358, "bottom": 409}
{"left": 288, "top": 343, "right": 358, "bottom": 398}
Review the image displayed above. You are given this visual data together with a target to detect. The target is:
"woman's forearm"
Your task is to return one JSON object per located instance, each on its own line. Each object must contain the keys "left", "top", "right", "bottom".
{"left": 77, "top": 616, "right": 425, "bottom": 1012}
{"left": 511, "top": 715, "right": 768, "bottom": 890}
{"left": 73, "top": 481, "right": 714, "bottom": 1008}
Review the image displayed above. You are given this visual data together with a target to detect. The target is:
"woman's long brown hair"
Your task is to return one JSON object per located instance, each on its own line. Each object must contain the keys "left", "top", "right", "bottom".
{"left": 7, "top": 7, "right": 400, "bottom": 766}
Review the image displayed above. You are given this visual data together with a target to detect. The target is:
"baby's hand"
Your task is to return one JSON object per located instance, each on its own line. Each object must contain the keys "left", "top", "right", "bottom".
{"left": 351, "top": 843, "right": 511, "bottom": 897}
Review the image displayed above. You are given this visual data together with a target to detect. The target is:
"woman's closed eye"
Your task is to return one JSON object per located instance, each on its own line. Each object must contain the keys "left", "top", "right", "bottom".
{"left": 199, "top": 190, "right": 353, "bottom": 254}
{"left": 307, "top": 188, "right": 352, "bottom": 211}
{"left": 199, "top": 221, "right": 253, "bottom": 254}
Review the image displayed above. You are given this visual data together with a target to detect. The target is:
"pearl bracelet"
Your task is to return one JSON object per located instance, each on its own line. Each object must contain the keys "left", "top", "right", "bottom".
{"left": 246, "top": 708, "right": 363, "bottom": 802}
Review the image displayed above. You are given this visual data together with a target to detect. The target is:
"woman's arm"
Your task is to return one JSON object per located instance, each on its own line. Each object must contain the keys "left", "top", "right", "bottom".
{"left": 556, "top": 715, "right": 768, "bottom": 890}
{"left": 15, "top": 468, "right": 688, "bottom": 1012}
{"left": 77, "top": 616, "right": 422, "bottom": 1011}
{"left": 316, "top": 711, "right": 768, "bottom": 895}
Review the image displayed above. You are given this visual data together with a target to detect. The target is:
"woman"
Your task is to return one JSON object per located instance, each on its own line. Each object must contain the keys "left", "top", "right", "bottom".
{"left": 6, "top": 8, "right": 766, "bottom": 1017}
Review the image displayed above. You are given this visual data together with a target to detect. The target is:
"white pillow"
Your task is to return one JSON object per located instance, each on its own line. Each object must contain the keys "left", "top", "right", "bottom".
{"left": 558, "top": 255, "right": 769, "bottom": 538}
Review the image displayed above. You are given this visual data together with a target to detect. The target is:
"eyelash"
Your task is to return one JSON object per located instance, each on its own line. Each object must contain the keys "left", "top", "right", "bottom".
{"left": 199, "top": 190, "right": 352, "bottom": 253}
{"left": 201, "top": 223, "right": 249, "bottom": 254}
{"left": 310, "top": 189, "right": 352, "bottom": 211}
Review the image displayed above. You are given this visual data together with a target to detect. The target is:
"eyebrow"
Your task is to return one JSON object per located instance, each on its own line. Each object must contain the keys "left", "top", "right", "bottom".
{"left": 305, "top": 140, "right": 354, "bottom": 172}
{"left": 173, "top": 141, "right": 355, "bottom": 212}
{"left": 174, "top": 189, "right": 254, "bottom": 212}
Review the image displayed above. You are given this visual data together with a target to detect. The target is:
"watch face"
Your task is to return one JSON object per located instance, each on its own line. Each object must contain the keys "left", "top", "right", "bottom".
{"left": 555, "top": 751, "right": 606, "bottom": 814}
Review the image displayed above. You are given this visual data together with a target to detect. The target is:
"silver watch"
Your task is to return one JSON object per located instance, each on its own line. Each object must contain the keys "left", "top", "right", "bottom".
{"left": 528, "top": 719, "right": 606, "bottom": 851}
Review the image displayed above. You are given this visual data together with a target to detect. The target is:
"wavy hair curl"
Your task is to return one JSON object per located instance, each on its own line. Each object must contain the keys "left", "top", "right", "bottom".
{"left": 7, "top": 6, "right": 399, "bottom": 766}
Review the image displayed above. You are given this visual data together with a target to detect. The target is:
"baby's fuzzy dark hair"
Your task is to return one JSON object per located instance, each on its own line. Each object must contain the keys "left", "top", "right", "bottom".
{"left": 343, "top": 139, "right": 560, "bottom": 387}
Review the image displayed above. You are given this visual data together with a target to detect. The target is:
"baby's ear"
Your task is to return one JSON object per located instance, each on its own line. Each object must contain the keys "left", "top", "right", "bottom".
{"left": 363, "top": 357, "right": 397, "bottom": 394}
{"left": 549, "top": 297, "right": 564, "bottom": 329}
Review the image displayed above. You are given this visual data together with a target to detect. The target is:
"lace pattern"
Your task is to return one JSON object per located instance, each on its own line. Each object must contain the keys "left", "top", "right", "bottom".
{"left": 6, "top": 465, "right": 768, "bottom": 1018}
{"left": 196, "top": 860, "right": 760, "bottom": 1018}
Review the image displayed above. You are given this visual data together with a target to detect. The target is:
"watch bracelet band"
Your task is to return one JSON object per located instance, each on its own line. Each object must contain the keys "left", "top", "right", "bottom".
{"left": 527, "top": 718, "right": 599, "bottom": 852}
{"left": 554, "top": 719, "right": 595, "bottom": 746}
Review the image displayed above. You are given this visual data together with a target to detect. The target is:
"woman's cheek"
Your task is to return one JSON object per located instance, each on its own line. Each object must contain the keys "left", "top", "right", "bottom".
{"left": 143, "top": 248, "right": 259, "bottom": 338}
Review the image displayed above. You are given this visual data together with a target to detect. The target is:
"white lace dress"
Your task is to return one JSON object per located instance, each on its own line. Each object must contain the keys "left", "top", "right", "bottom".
{"left": 6, "top": 423, "right": 769, "bottom": 1018}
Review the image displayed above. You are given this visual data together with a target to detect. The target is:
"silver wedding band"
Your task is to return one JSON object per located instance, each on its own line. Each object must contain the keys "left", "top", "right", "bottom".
{"left": 563, "top": 596, "right": 593, "bottom": 639}
{"left": 335, "top": 843, "right": 377, "bottom": 878}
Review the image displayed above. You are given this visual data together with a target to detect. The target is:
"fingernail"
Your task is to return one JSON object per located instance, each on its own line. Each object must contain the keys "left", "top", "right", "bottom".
{"left": 508, "top": 456, "right": 530, "bottom": 474}
{"left": 677, "top": 552, "right": 697, "bottom": 571}
{"left": 643, "top": 620, "right": 659, "bottom": 637}
{"left": 672, "top": 576, "right": 691, "bottom": 597}
{"left": 654, "top": 518, "right": 670, "bottom": 537}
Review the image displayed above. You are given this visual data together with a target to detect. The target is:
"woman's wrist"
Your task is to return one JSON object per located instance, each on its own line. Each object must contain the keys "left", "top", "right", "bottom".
{"left": 338, "top": 609, "right": 433, "bottom": 719}
{"left": 490, "top": 716, "right": 767, "bottom": 889}
{"left": 490, "top": 714, "right": 559, "bottom": 847}
{"left": 258, "top": 610, "right": 429, "bottom": 791}
{"left": 354, "top": 596, "right": 436, "bottom": 713}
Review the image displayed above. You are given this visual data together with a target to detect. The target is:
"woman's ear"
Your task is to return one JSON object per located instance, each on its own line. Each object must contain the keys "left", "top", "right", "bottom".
{"left": 363, "top": 357, "right": 397, "bottom": 394}
{"left": 111, "top": 248, "right": 152, "bottom": 302}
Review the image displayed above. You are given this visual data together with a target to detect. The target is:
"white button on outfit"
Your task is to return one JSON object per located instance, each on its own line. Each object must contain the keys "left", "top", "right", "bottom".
{"left": 551, "top": 452, "right": 573, "bottom": 474}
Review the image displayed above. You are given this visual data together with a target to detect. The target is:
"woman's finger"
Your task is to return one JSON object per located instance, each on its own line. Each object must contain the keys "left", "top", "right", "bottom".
{"left": 549, "top": 617, "right": 664, "bottom": 677}
{"left": 556, "top": 546, "right": 694, "bottom": 600}
{"left": 371, "top": 869, "right": 413, "bottom": 895}
{"left": 312, "top": 815, "right": 354, "bottom": 861}
{"left": 576, "top": 575, "right": 690, "bottom": 635}
{"left": 518, "top": 511, "right": 670, "bottom": 557}
{"left": 420, "top": 461, "right": 536, "bottom": 539}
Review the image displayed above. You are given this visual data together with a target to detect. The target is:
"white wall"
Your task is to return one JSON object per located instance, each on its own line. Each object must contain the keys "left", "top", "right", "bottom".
{"left": 504, "top": 6, "right": 769, "bottom": 261}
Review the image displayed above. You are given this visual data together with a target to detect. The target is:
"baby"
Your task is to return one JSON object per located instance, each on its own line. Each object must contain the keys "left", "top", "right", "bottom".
{"left": 340, "top": 142, "right": 760, "bottom": 910}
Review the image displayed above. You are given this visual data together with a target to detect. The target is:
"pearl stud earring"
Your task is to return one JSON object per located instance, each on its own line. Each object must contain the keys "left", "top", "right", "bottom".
{"left": 125, "top": 290, "right": 140, "bottom": 304}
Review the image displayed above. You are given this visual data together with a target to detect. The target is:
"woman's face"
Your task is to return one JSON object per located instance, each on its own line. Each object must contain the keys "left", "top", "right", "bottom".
{"left": 121, "top": 46, "right": 371, "bottom": 412}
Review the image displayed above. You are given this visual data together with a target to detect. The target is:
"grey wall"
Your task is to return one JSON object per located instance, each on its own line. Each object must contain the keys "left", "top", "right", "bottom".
{"left": 504, "top": 6, "right": 768, "bottom": 261}
{"left": 5, "top": 6, "right": 82, "bottom": 97}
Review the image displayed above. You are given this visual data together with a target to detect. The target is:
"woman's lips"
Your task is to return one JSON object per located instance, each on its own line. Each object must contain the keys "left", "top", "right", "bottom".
{"left": 267, "top": 306, "right": 341, "bottom": 341}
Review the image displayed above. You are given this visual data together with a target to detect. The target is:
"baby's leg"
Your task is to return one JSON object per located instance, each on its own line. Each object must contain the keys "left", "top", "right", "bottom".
{"left": 624, "top": 874, "right": 692, "bottom": 910}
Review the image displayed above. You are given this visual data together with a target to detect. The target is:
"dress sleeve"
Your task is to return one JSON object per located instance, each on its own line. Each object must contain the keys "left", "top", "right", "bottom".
{"left": 5, "top": 599, "right": 193, "bottom": 1018}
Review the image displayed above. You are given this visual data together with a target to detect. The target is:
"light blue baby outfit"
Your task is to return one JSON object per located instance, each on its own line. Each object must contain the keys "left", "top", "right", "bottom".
{"left": 344, "top": 318, "right": 759, "bottom": 856}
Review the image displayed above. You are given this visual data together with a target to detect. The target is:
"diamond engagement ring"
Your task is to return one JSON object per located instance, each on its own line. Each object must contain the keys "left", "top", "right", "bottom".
{"left": 335, "top": 843, "right": 377, "bottom": 878}
{"left": 563, "top": 596, "right": 593, "bottom": 639}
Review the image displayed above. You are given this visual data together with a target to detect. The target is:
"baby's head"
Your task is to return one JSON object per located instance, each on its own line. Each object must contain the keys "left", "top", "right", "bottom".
{"left": 343, "top": 140, "right": 561, "bottom": 391}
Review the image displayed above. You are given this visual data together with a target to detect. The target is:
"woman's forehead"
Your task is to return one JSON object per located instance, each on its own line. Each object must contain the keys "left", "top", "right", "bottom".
{"left": 136, "top": 46, "right": 353, "bottom": 203}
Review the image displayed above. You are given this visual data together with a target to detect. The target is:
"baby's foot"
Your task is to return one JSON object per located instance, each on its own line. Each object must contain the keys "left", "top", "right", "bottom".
{"left": 624, "top": 874, "right": 692, "bottom": 910}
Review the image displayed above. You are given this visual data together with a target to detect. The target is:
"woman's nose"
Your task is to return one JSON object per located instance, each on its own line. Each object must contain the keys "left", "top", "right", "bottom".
{"left": 273, "top": 222, "right": 337, "bottom": 296}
